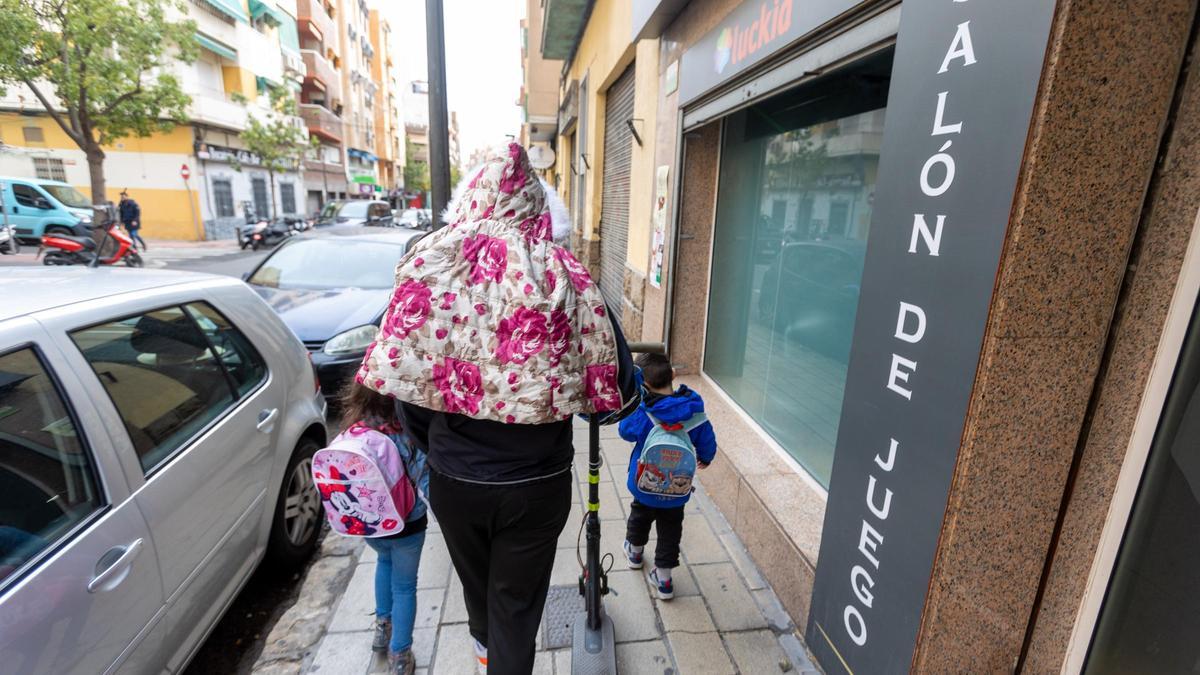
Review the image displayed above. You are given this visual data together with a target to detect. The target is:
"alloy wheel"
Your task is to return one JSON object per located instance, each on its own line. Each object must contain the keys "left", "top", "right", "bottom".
{"left": 283, "top": 458, "right": 321, "bottom": 546}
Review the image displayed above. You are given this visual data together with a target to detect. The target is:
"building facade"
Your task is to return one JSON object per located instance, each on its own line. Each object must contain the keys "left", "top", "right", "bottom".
{"left": 368, "top": 9, "right": 404, "bottom": 203}
{"left": 0, "top": 0, "right": 309, "bottom": 240}
{"left": 519, "top": 0, "right": 563, "bottom": 182}
{"left": 336, "top": 0, "right": 380, "bottom": 198}
{"left": 540, "top": 0, "right": 1200, "bottom": 672}
{"left": 298, "top": 0, "right": 349, "bottom": 210}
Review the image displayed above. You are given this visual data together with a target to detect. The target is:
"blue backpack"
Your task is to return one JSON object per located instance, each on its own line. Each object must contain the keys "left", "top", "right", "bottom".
{"left": 634, "top": 409, "right": 708, "bottom": 497}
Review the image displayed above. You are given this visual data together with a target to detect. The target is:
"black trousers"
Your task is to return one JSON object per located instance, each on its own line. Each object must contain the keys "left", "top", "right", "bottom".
{"left": 625, "top": 500, "right": 686, "bottom": 569}
{"left": 428, "top": 470, "right": 571, "bottom": 675}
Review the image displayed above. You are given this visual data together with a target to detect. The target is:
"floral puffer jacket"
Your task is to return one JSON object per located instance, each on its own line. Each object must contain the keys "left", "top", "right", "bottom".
{"left": 358, "top": 143, "right": 622, "bottom": 425}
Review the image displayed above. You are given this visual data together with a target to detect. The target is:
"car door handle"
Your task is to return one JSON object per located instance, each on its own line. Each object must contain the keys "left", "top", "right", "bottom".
{"left": 257, "top": 408, "right": 279, "bottom": 433}
{"left": 88, "top": 538, "right": 144, "bottom": 594}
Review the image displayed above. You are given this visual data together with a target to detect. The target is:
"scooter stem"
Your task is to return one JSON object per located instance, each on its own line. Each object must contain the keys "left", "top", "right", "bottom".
{"left": 585, "top": 415, "right": 604, "bottom": 632}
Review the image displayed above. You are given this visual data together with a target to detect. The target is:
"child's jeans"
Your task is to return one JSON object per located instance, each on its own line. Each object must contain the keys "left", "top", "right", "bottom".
{"left": 625, "top": 501, "right": 685, "bottom": 569}
{"left": 367, "top": 531, "right": 426, "bottom": 653}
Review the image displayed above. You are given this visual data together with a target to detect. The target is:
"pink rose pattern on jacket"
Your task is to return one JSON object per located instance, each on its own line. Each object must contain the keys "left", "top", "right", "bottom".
{"left": 383, "top": 279, "right": 432, "bottom": 338}
{"left": 357, "top": 142, "right": 623, "bottom": 424}
{"left": 495, "top": 306, "right": 549, "bottom": 364}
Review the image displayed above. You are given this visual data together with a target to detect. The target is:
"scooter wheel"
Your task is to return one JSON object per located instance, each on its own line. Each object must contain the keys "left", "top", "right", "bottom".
{"left": 42, "top": 252, "right": 69, "bottom": 266}
{"left": 125, "top": 251, "right": 144, "bottom": 267}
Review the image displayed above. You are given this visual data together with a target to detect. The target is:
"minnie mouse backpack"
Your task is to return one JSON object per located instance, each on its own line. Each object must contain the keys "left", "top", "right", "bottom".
{"left": 312, "top": 424, "right": 417, "bottom": 537}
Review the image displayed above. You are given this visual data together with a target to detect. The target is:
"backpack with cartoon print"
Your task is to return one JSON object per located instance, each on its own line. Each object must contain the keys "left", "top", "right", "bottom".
{"left": 312, "top": 423, "right": 418, "bottom": 537}
{"left": 634, "top": 410, "right": 708, "bottom": 497}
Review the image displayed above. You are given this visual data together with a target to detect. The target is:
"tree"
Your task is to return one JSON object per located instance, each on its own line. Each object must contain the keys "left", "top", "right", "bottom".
{"left": 403, "top": 137, "right": 430, "bottom": 193}
{"left": 0, "top": 0, "right": 197, "bottom": 215}
{"left": 238, "top": 85, "right": 307, "bottom": 219}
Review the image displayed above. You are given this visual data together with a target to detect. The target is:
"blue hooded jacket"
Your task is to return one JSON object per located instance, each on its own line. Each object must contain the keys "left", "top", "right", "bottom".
{"left": 620, "top": 385, "right": 717, "bottom": 508}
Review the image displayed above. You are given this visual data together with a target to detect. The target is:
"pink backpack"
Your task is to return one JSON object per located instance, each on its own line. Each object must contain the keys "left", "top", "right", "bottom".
{"left": 312, "top": 423, "right": 417, "bottom": 538}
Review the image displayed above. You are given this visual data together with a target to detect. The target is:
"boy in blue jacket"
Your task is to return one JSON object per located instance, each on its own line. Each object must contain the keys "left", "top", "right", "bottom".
{"left": 620, "top": 353, "right": 717, "bottom": 599}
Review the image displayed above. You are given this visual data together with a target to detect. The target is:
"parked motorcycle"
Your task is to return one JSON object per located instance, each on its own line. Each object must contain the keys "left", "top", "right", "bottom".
{"left": 241, "top": 218, "right": 300, "bottom": 250}
{"left": 0, "top": 221, "right": 18, "bottom": 255}
{"left": 39, "top": 206, "right": 143, "bottom": 267}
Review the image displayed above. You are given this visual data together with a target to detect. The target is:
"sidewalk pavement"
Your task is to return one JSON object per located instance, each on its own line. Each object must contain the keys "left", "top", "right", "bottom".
{"left": 292, "top": 422, "right": 821, "bottom": 675}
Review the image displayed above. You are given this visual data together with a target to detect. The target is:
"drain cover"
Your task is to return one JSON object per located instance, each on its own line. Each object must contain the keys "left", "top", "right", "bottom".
{"left": 542, "top": 584, "right": 586, "bottom": 649}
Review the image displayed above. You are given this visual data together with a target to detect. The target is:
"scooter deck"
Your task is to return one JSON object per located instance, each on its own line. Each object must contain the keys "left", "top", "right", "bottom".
{"left": 571, "top": 611, "right": 617, "bottom": 675}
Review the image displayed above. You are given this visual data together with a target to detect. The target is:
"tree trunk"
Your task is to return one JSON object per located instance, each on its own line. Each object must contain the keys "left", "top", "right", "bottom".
{"left": 269, "top": 170, "right": 277, "bottom": 221}
{"left": 85, "top": 144, "right": 107, "bottom": 223}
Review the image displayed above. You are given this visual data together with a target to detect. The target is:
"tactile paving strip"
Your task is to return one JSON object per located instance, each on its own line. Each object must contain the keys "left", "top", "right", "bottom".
{"left": 542, "top": 584, "right": 586, "bottom": 649}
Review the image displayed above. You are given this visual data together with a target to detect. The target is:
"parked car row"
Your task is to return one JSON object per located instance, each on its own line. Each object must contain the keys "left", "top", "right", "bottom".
{"left": 0, "top": 175, "right": 94, "bottom": 244}
{"left": 0, "top": 222, "right": 426, "bottom": 674}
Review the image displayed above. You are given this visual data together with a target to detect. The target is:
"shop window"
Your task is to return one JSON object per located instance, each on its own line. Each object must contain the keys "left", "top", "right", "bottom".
{"left": 32, "top": 158, "right": 66, "bottom": 182}
{"left": 703, "top": 50, "right": 893, "bottom": 486}
{"left": 213, "top": 179, "right": 235, "bottom": 218}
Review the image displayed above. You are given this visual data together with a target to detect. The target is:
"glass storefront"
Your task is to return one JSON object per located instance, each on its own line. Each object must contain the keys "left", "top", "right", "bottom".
{"left": 703, "top": 50, "right": 892, "bottom": 486}
{"left": 1086, "top": 297, "right": 1200, "bottom": 673}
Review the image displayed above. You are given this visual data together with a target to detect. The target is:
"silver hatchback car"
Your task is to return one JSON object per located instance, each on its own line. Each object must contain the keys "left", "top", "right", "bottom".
{"left": 0, "top": 268, "right": 328, "bottom": 674}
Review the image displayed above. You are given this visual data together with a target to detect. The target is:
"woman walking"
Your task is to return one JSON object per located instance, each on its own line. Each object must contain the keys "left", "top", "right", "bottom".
{"left": 359, "top": 143, "right": 634, "bottom": 674}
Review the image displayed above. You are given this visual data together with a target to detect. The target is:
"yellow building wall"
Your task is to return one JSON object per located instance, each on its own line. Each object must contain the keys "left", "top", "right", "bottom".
{"left": 555, "top": 0, "right": 659, "bottom": 276}
{"left": 0, "top": 113, "right": 205, "bottom": 240}
{"left": 222, "top": 65, "right": 259, "bottom": 101}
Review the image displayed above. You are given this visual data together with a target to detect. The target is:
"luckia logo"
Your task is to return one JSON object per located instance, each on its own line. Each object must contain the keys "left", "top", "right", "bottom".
{"left": 714, "top": 27, "right": 733, "bottom": 74}
{"left": 713, "top": 0, "right": 794, "bottom": 75}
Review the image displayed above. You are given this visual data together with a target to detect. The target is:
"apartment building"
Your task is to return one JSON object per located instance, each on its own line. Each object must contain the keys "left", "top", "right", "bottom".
{"left": 336, "top": 0, "right": 380, "bottom": 198}
{"left": 0, "top": 0, "right": 308, "bottom": 239}
{"left": 518, "top": 0, "right": 562, "bottom": 181}
{"left": 540, "top": 0, "right": 1200, "bottom": 672}
{"left": 297, "top": 0, "right": 348, "bottom": 210}
{"left": 368, "top": 9, "right": 404, "bottom": 202}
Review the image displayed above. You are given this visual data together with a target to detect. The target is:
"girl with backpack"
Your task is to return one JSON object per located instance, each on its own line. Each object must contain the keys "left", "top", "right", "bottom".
{"left": 330, "top": 381, "right": 430, "bottom": 675}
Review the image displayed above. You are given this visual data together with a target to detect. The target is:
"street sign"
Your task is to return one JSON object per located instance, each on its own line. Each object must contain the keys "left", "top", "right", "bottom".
{"left": 181, "top": 164, "right": 191, "bottom": 180}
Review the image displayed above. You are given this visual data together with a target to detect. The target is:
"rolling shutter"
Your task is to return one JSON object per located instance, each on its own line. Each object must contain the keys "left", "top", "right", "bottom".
{"left": 599, "top": 64, "right": 636, "bottom": 312}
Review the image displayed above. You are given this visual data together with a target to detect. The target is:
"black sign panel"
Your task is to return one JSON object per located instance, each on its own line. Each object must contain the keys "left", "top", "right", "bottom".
{"left": 678, "top": 0, "right": 858, "bottom": 104}
{"left": 806, "top": 1, "right": 1056, "bottom": 673}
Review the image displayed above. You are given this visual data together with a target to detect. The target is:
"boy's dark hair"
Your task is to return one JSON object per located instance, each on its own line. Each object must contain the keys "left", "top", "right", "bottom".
{"left": 637, "top": 352, "right": 673, "bottom": 390}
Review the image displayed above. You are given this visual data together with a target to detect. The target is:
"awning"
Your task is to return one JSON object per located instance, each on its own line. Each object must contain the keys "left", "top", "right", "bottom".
{"left": 249, "top": 0, "right": 287, "bottom": 27}
{"left": 195, "top": 32, "right": 237, "bottom": 61}
{"left": 277, "top": 14, "right": 301, "bottom": 53}
{"left": 347, "top": 148, "right": 379, "bottom": 162}
{"left": 204, "top": 0, "right": 249, "bottom": 23}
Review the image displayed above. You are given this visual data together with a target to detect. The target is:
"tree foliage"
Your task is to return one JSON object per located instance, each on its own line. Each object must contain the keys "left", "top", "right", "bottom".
{"left": 237, "top": 85, "right": 307, "bottom": 219}
{"left": 0, "top": 0, "right": 197, "bottom": 209}
{"left": 403, "top": 136, "right": 430, "bottom": 193}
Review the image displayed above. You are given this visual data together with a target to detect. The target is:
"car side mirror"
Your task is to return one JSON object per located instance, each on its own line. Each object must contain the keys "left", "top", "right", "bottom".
{"left": 35, "top": 198, "right": 52, "bottom": 210}
{"left": 241, "top": 271, "right": 251, "bottom": 281}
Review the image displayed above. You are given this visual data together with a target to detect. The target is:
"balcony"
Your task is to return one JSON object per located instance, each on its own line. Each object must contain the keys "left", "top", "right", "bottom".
{"left": 302, "top": 49, "right": 341, "bottom": 91}
{"left": 297, "top": 0, "right": 336, "bottom": 46}
{"left": 300, "top": 103, "right": 343, "bottom": 143}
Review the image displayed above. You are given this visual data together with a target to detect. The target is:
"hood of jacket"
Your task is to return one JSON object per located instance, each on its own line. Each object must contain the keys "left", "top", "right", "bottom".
{"left": 357, "top": 142, "right": 621, "bottom": 425}
{"left": 642, "top": 386, "right": 705, "bottom": 425}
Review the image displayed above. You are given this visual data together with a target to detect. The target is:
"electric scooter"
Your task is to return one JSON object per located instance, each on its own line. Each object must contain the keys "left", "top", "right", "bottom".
{"left": 39, "top": 205, "right": 143, "bottom": 267}
{"left": 573, "top": 342, "right": 661, "bottom": 674}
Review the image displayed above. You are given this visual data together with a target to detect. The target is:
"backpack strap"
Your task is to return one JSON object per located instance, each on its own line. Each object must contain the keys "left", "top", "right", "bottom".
{"left": 644, "top": 409, "right": 707, "bottom": 433}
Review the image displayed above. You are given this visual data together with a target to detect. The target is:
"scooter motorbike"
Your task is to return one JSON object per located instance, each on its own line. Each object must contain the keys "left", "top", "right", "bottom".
{"left": 242, "top": 218, "right": 296, "bottom": 250}
{"left": 0, "top": 221, "right": 18, "bottom": 255}
{"left": 40, "top": 219, "right": 143, "bottom": 267}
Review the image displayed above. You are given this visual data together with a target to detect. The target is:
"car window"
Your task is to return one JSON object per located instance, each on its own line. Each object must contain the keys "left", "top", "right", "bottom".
{"left": 369, "top": 203, "right": 390, "bottom": 220}
{"left": 248, "top": 239, "right": 405, "bottom": 289}
{"left": 339, "top": 201, "right": 369, "bottom": 219}
{"left": 41, "top": 185, "right": 89, "bottom": 209}
{"left": 12, "top": 184, "right": 48, "bottom": 209}
{"left": 0, "top": 347, "right": 104, "bottom": 587}
{"left": 71, "top": 307, "right": 236, "bottom": 474}
{"left": 184, "top": 302, "right": 268, "bottom": 398}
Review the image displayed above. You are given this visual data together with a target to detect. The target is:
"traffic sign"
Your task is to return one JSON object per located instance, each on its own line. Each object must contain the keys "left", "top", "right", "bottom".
{"left": 181, "top": 164, "right": 191, "bottom": 180}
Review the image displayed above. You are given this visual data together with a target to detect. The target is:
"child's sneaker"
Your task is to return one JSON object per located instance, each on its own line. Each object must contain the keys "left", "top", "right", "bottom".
{"left": 372, "top": 616, "right": 391, "bottom": 652}
{"left": 649, "top": 568, "right": 674, "bottom": 600}
{"left": 473, "top": 637, "right": 488, "bottom": 674}
{"left": 623, "top": 540, "right": 644, "bottom": 569}
{"left": 389, "top": 648, "right": 415, "bottom": 675}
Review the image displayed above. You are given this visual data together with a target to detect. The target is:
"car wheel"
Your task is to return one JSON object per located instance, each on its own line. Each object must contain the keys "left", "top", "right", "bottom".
{"left": 124, "top": 251, "right": 144, "bottom": 267}
{"left": 45, "top": 225, "right": 73, "bottom": 236}
{"left": 266, "top": 437, "right": 323, "bottom": 569}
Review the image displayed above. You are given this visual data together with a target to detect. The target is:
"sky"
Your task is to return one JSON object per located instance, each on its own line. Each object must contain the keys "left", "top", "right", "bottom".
{"left": 379, "top": 0, "right": 526, "bottom": 165}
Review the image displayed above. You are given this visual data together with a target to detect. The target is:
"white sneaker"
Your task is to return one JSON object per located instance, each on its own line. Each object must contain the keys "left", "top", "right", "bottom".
{"left": 473, "top": 637, "right": 488, "bottom": 674}
{"left": 623, "top": 540, "right": 644, "bottom": 569}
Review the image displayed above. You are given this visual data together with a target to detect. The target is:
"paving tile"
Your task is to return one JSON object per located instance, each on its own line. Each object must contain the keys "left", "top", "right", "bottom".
{"left": 532, "top": 650, "right": 554, "bottom": 674}
{"left": 597, "top": 480, "right": 626, "bottom": 521}
{"left": 724, "top": 629, "right": 793, "bottom": 673}
{"left": 328, "top": 563, "right": 378, "bottom": 633}
{"left": 778, "top": 632, "right": 822, "bottom": 674}
{"left": 656, "top": 595, "right": 716, "bottom": 634}
{"left": 691, "top": 562, "right": 768, "bottom": 631}
{"left": 442, "top": 573, "right": 469, "bottom": 624}
{"left": 551, "top": 546, "right": 583, "bottom": 587}
{"left": 721, "top": 532, "right": 767, "bottom": 591}
{"left": 309, "top": 631, "right": 374, "bottom": 675}
{"left": 417, "top": 535, "right": 452, "bottom": 590}
{"left": 367, "top": 651, "right": 389, "bottom": 675}
{"left": 606, "top": 569, "right": 661, "bottom": 643}
{"left": 360, "top": 545, "right": 378, "bottom": 564}
{"left": 614, "top": 639, "right": 673, "bottom": 675}
{"left": 551, "top": 648, "right": 572, "bottom": 674}
{"left": 431, "top": 623, "right": 476, "bottom": 675}
{"left": 559, "top": 510, "right": 586, "bottom": 550}
{"left": 412, "top": 626, "right": 437, "bottom": 668}
{"left": 665, "top": 631, "right": 734, "bottom": 675}
{"left": 752, "top": 588, "right": 794, "bottom": 632}
{"left": 680, "top": 515, "right": 728, "bottom": 565}
{"left": 415, "top": 588, "right": 443, "bottom": 630}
